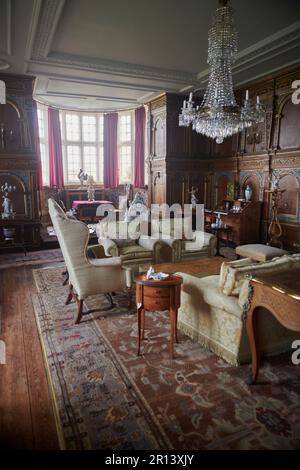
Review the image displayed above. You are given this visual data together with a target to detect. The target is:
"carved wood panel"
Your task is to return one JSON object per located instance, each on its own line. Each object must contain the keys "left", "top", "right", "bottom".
{"left": 278, "top": 99, "right": 300, "bottom": 150}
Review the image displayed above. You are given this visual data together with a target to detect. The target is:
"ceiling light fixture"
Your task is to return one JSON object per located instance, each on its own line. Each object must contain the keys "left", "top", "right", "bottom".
{"left": 179, "top": 0, "right": 265, "bottom": 144}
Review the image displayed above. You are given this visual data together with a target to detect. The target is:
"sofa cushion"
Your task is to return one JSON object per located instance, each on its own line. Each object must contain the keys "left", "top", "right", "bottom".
{"left": 159, "top": 217, "right": 194, "bottom": 240}
{"left": 177, "top": 272, "right": 242, "bottom": 319}
{"left": 118, "top": 244, "right": 151, "bottom": 261}
{"left": 222, "top": 255, "right": 293, "bottom": 297}
{"left": 236, "top": 243, "right": 288, "bottom": 261}
{"left": 219, "top": 257, "right": 255, "bottom": 289}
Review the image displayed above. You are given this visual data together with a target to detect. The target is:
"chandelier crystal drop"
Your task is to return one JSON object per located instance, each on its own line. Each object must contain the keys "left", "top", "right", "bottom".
{"left": 179, "top": 0, "right": 265, "bottom": 144}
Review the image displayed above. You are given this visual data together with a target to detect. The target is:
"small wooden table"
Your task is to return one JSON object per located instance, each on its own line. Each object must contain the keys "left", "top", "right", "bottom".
{"left": 246, "top": 268, "right": 300, "bottom": 385}
{"left": 135, "top": 274, "right": 183, "bottom": 358}
{"left": 72, "top": 200, "right": 114, "bottom": 222}
{"left": 207, "top": 226, "right": 232, "bottom": 256}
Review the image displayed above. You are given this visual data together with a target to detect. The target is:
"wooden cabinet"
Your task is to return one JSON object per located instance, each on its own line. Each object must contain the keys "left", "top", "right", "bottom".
{"left": 213, "top": 200, "right": 262, "bottom": 245}
{"left": 0, "top": 74, "right": 40, "bottom": 250}
{"left": 147, "top": 93, "right": 211, "bottom": 207}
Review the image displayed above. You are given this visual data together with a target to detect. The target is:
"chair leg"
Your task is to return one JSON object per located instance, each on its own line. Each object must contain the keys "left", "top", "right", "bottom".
{"left": 65, "top": 284, "right": 73, "bottom": 305}
{"left": 75, "top": 299, "right": 84, "bottom": 324}
{"left": 127, "top": 286, "right": 134, "bottom": 313}
{"left": 62, "top": 269, "right": 69, "bottom": 286}
{"left": 104, "top": 293, "right": 115, "bottom": 308}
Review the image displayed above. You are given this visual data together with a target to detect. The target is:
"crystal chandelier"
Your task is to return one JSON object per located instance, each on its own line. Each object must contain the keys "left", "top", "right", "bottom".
{"left": 179, "top": 0, "right": 265, "bottom": 144}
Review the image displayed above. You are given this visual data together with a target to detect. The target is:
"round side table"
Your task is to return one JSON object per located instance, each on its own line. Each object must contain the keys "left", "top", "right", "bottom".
{"left": 135, "top": 273, "right": 183, "bottom": 358}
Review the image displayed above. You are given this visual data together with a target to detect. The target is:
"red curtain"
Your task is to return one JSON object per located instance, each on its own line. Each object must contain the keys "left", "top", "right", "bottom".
{"left": 33, "top": 101, "right": 43, "bottom": 190}
{"left": 103, "top": 113, "right": 119, "bottom": 188}
{"left": 134, "top": 106, "right": 145, "bottom": 187}
{"left": 48, "top": 107, "right": 64, "bottom": 189}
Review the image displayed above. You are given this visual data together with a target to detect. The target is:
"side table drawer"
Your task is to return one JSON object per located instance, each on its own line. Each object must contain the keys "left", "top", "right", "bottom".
{"left": 143, "top": 295, "right": 170, "bottom": 311}
{"left": 143, "top": 286, "right": 170, "bottom": 298}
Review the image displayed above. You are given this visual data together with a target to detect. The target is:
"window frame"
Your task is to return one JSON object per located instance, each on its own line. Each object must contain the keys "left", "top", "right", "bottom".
{"left": 118, "top": 110, "right": 135, "bottom": 184}
{"left": 37, "top": 104, "right": 49, "bottom": 186}
{"left": 60, "top": 111, "right": 104, "bottom": 185}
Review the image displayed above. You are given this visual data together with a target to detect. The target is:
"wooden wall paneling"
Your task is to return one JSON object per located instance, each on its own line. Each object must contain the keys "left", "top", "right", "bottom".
{"left": 0, "top": 74, "right": 40, "bottom": 250}
{"left": 277, "top": 98, "right": 300, "bottom": 150}
{"left": 146, "top": 67, "right": 300, "bottom": 248}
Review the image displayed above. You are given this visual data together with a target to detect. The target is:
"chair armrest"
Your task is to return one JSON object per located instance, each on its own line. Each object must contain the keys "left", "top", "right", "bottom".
{"left": 138, "top": 237, "right": 160, "bottom": 251}
{"left": 87, "top": 244, "right": 108, "bottom": 259}
{"left": 98, "top": 238, "right": 119, "bottom": 257}
{"left": 122, "top": 266, "right": 133, "bottom": 288}
{"left": 88, "top": 256, "right": 122, "bottom": 267}
{"left": 185, "top": 231, "right": 217, "bottom": 255}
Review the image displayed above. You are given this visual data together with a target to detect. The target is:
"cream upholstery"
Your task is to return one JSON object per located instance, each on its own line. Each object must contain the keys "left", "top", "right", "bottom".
{"left": 236, "top": 243, "right": 288, "bottom": 261}
{"left": 48, "top": 199, "right": 132, "bottom": 324}
{"left": 177, "top": 254, "right": 300, "bottom": 365}
{"left": 153, "top": 218, "right": 217, "bottom": 262}
{"left": 96, "top": 219, "right": 164, "bottom": 268}
{"left": 220, "top": 255, "right": 296, "bottom": 296}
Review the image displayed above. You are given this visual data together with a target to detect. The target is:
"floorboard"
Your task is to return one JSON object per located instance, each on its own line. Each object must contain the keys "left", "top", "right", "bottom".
{"left": 0, "top": 264, "right": 59, "bottom": 449}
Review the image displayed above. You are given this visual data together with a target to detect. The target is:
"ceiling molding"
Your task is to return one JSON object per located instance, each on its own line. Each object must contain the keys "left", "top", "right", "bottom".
{"left": 30, "top": 0, "right": 65, "bottom": 59}
{"left": 29, "top": 51, "right": 197, "bottom": 87}
{"left": 0, "top": 0, "right": 12, "bottom": 56}
{"left": 28, "top": 0, "right": 196, "bottom": 87}
{"left": 24, "top": 0, "right": 43, "bottom": 67}
{"left": 197, "top": 20, "right": 300, "bottom": 84}
{"left": 37, "top": 90, "right": 137, "bottom": 103}
{"left": 47, "top": 75, "right": 170, "bottom": 94}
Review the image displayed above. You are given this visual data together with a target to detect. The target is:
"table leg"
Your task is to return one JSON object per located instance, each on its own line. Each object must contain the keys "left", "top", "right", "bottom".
{"left": 216, "top": 233, "right": 220, "bottom": 256}
{"left": 246, "top": 305, "right": 260, "bottom": 385}
{"left": 175, "top": 309, "right": 179, "bottom": 344}
{"left": 170, "top": 308, "right": 176, "bottom": 359}
{"left": 141, "top": 308, "right": 145, "bottom": 340}
{"left": 137, "top": 306, "right": 143, "bottom": 356}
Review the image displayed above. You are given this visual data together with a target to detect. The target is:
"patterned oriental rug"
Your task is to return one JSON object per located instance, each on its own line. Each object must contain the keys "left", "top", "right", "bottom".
{"left": 0, "top": 248, "right": 64, "bottom": 269}
{"left": 33, "top": 266, "right": 300, "bottom": 450}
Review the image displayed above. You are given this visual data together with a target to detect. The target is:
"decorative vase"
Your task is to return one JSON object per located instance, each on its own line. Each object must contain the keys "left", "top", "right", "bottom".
{"left": 245, "top": 185, "right": 252, "bottom": 202}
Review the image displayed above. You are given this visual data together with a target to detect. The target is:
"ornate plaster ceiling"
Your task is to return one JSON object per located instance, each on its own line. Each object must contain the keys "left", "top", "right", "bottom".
{"left": 1, "top": 0, "right": 300, "bottom": 111}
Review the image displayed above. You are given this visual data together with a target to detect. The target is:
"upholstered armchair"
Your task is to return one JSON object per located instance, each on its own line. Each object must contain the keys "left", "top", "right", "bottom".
{"left": 96, "top": 219, "right": 164, "bottom": 268}
{"left": 48, "top": 199, "right": 132, "bottom": 324}
{"left": 153, "top": 218, "right": 217, "bottom": 262}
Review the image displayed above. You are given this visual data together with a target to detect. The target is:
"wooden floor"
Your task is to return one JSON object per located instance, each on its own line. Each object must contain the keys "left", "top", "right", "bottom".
{"left": 0, "top": 264, "right": 59, "bottom": 449}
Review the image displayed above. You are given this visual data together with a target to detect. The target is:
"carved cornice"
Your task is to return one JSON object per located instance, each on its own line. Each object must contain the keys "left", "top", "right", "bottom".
{"left": 271, "top": 155, "right": 300, "bottom": 168}
{"left": 238, "top": 154, "right": 269, "bottom": 170}
{"left": 0, "top": 157, "right": 37, "bottom": 170}
{"left": 275, "top": 68, "right": 300, "bottom": 94}
{"left": 149, "top": 94, "right": 167, "bottom": 111}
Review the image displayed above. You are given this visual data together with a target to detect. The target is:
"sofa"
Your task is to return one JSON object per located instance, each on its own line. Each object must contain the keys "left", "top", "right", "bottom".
{"left": 153, "top": 218, "right": 217, "bottom": 262}
{"left": 96, "top": 219, "right": 165, "bottom": 269}
{"left": 176, "top": 254, "right": 300, "bottom": 365}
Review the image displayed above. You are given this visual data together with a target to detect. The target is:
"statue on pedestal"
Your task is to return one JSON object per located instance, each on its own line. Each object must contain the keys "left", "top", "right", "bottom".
{"left": 189, "top": 186, "right": 198, "bottom": 208}
{"left": 77, "top": 169, "right": 88, "bottom": 187}
{"left": 86, "top": 175, "right": 95, "bottom": 201}
{"left": 1, "top": 182, "right": 16, "bottom": 219}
